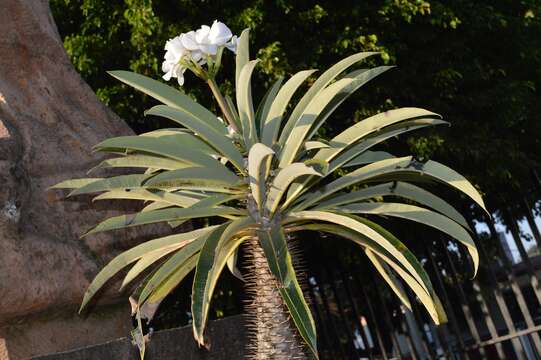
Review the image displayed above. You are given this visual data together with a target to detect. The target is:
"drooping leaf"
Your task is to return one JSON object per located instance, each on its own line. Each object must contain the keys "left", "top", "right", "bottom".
{"left": 315, "top": 181, "right": 469, "bottom": 229}
{"left": 284, "top": 211, "right": 432, "bottom": 295}
{"left": 226, "top": 247, "right": 245, "bottom": 282}
{"left": 285, "top": 218, "right": 445, "bottom": 323}
{"left": 121, "top": 246, "right": 181, "bottom": 290}
{"left": 79, "top": 227, "right": 215, "bottom": 312}
{"left": 342, "top": 150, "right": 395, "bottom": 167}
{"left": 338, "top": 202, "right": 479, "bottom": 275}
{"left": 257, "top": 226, "right": 318, "bottom": 358}
{"left": 192, "top": 218, "right": 254, "bottom": 345}
{"left": 137, "top": 237, "right": 205, "bottom": 305}
{"left": 364, "top": 248, "right": 412, "bottom": 310}
{"left": 297, "top": 156, "right": 487, "bottom": 214}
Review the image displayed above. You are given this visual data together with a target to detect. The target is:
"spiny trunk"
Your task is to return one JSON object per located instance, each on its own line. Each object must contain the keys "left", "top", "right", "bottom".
{"left": 244, "top": 235, "right": 308, "bottom": 359}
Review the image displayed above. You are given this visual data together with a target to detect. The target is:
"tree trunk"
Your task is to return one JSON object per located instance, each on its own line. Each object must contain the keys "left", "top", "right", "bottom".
{"left": 244, "top": 235, "right": 308, "bottom": 359}
{"left": 0, "top": 1, "right": 163, "bottom": 358}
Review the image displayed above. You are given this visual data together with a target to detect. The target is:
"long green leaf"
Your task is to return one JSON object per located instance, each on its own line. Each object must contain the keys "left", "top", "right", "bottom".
{"left": 261, "top": 70, "right": 317, "bottom": 146}
{"left": 256, "top": 77, "right": 284, "bottom": 136}
{"left": 304, "top": 140, "right": 330, "bottom": 151}
{"left": 284, "top": 211, "right": 431, "bottom": 295}
{"left": 69, "top": 174, "right": 152, "bottom": 196}
{"left": 315, "top": 181, "right": 469, "bottom": 229}
{"left": 266, "top": 163, "right": 322, "bottom": 215}
{"left": 338, "top": 202, "right": 479, "bottom": 275}
{"left": 94, "top": 135, "right": 224, "bottom": 170}
{"left": 79, "top": 227, "right": 215, "bottom": 311}
{"left": 342, "top": 150, "right": 395, "bottom": 167}
{"left": 315, "top": 108, "right": 441, "bottom": 164}
{"left": 257, "top": 226, "right": 318, "bottom": 358}
{"left": 137, "top": 238, "right": 205, "bottom": 305}
{"left": 297, "top": 156, "right": 487, "bottom": 214}
{"left": 278, "top": 52, "right": 379, "bottom": 147}
{"left": 283, "top": 118, "right": 447, "bottom": 210}
{"left": 93, "top": 189, "right": 204, "bottom": 208}
{"left": 145, "top": 105, "right": 245, "bottom": 172}
{"left": 279, "top": 66, "right": 394, "bottom": 167}
{"left": 365, "top": 248, "right": 447, "bottom": 324}
{"left": 51, "top": 178, "right": 102, "bottom": 189}
{"left": 248, "top": 143, "right": 275, "bottom": 210}
{"left": 108, "top": 70, "right": 227, "bottom": 135}
{"left": 236, "top": 60, "right": 260, "bottom": 146}
{"left": 84, "top": 207, "right": 245, "bottom": 236}
{"left": 146, "top": 255, "right": 199, "bottom": 304}
{"left": 235, "top": 29, "right": 250, "bottom": 90}
{"left": 306, "top": 66, "right": 395, "bottom": 139}
{"left": 285, "top": 219, "right": 445, "bottom": 323}
{"left": 91, "top": 155, "right": 189, "bottom": 172}
{"left": 364, "top": 248, "right": 411, "bottom": 310}
{"left": 121, "top": 247, "right": 180, "bottom": 290}
{"left": 144, "top": 166, "right": 242, "bottom": 189}
{"left": 192, "top": 219, "right": 254, "bottom": 345}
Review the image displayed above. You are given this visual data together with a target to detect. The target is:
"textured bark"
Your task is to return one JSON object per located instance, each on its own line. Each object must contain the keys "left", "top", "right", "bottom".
{"left": 0, "top": 1, "right": 163, "bottom": 358}
{"left": 244, "top": 236, "right": 308, "bottom": 360}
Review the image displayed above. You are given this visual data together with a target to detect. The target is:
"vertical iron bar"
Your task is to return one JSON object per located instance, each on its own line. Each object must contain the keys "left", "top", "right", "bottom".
{"left": 442, "top": 241, "right": 486, "bottom": 358}
{"left": 468, "top": 216, "right": 525, "bottom": 358}
{"left": 427, "top": 247, "right": 469, "bottom": 360}
{"left": 487, "top": 214, "right": 541, "bottom": 355}
{"left": 312, "top": 271, "right": 349, "bottom": 359}
{"left": 322, "top": 267, "right": 363, "bottom": 358}
{"left": 338, "top": 269, "right": 374, "bottom": 359}
{"left": 358, "top": 281, "right": 390, "bottom": 360}
{"left": 364, "top": 273, "right": 405, "bottom": 360}
{"left": 307, "top": 278, "right": 334, "bottom": 358}
{"left": 523, "top": 197, "right": 541, "bottom": 249}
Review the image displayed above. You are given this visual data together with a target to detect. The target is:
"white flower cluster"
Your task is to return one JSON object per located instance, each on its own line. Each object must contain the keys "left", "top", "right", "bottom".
{"left": 162, "top": 20, "right": 238, "bottom": 85}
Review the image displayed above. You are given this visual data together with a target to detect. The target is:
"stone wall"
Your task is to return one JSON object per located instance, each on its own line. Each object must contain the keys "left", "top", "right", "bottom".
{"left": 0, "top": 1, "right": 165, "bottom": 358}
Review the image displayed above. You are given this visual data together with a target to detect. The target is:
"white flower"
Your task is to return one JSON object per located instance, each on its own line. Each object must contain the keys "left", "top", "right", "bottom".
{"left": 161, "top": 21, "right": 237, "bottom": 85}
{"left": 195, "top": 20, "right": 236, "bottom": 56}
{"left": 209, "top": 20, "right": 233, "bottom": 46}
{"left": 162, "top": 36, "right": 187, "bottom": 85}
{"left": 226, "top": 35, "right": 238, "bottom": 54}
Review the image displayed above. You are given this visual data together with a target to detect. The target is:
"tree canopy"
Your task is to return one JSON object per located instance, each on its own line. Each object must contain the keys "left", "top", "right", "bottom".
{"left": 51, "top": 0, "right": 541, "bottom": 217}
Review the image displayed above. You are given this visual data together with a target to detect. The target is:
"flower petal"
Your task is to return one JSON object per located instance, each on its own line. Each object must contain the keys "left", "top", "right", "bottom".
{"left": 209, "top": 20, "right": 232, "bottom": 45}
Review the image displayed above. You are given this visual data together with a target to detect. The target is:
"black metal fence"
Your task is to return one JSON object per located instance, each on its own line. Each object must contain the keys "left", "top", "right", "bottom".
{"left": 305, "top": 192, "right": 541, "bottom": 360}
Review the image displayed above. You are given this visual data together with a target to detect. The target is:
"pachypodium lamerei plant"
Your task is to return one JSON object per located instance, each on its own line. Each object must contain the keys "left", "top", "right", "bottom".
{"left": 54, "top": 21, "right": 486, "bottom": 359}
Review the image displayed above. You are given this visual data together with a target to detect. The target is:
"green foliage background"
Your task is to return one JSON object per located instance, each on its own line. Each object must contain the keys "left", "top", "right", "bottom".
{"left": 50, "top": 0, "right": 541, "bottom": 217}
